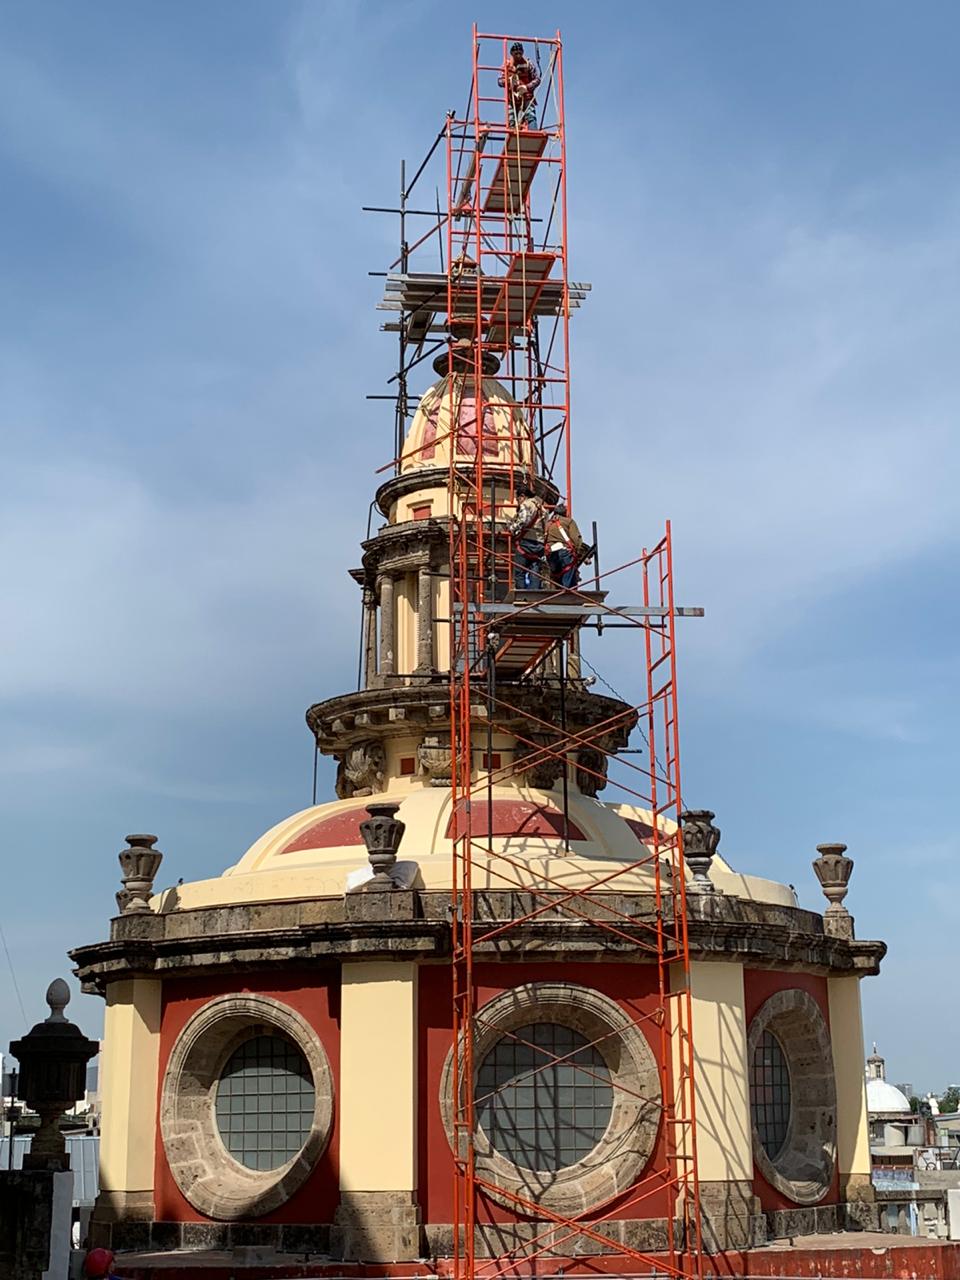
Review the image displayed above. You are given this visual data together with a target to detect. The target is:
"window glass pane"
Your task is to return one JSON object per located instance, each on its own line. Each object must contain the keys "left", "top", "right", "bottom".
{"left": 475, "top": 1022, "right": 612, "bottom": 1173}
{"left": 215, "top": 1034, "right": 314, "bottom": 1171}
{"left": 749, "top": 1030, "right": 791, "bottom": 1159}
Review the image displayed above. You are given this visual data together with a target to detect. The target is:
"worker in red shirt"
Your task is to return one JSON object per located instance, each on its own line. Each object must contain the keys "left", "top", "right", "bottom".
{"left": 498, "top": 42, "right": 541, "bottom": 129}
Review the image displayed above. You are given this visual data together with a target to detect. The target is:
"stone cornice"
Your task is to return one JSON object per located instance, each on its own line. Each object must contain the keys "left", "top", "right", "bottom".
{"left": 360, "top": 519, "right": 450, "bottom": 579}
{"left": 69, "top": 890, "right": 886, "bottom": 994}
{"left": 375, "top": 467, "right": 559, "bottom": 518}
{"left": 305, "top": 681, "right": 635, "bottom": 754}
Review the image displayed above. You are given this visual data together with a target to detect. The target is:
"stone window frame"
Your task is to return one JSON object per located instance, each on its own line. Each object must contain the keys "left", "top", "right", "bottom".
{"left": 747, "top": 989, "right": 837, "bottom": 1206}
{"left": 160, "top": 994, "right": 334, "bottom": 1220}
{"left": 439, "top": 982, "right": 661, "bottom": 1217}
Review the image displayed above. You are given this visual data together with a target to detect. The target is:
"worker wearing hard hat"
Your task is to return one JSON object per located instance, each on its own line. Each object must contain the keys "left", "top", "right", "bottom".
{"left": 545, "top": 499, "right": 586, "bottom": 589}
{"left": 498, "top": 42, "right": 541, "bottom": 129}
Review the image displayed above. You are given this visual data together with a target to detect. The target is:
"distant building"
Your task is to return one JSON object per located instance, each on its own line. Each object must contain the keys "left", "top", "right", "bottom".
{"left": 867, "top": 1045, "right": 959, "bottom": 1237}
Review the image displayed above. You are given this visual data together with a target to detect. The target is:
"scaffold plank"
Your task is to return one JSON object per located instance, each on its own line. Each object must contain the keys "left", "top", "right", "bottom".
{"left": 486, "top": 251, "right": 557, "bottom": 345}
{"left": 482, "top": 129, "right": 549, "bottom": 215}
{"left": 377, "top": 273, "right": 590, "bottom": 339}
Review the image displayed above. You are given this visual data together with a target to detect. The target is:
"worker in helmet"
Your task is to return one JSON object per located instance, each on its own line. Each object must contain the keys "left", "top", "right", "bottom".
{"left": 545, "top": 499, "right": 586, "bottom": 589}
{"left": 508, "top": 482, "right": 547, "bottom": 590}
{"left": 498, "top": 42, "right": 541, "bottom": 129}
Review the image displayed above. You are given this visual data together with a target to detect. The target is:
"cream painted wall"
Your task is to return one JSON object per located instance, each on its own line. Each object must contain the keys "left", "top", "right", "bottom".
{"left": 339, "top": 962, "right": 417, "bottom": 1192}
{"left": 828, "top": 976, "right": 872, "bottom": 1177}
{"left": 680, "top": 961, "right": 753, "bottom": 1182}
{"left": 435, "top": 577, "right": 451, "bottom": 669}
{"left": 396, "top": 573, "right": 416, "bottom": 673}
{"left": 99, "top": 978, "right": 162, "bottom": 1202}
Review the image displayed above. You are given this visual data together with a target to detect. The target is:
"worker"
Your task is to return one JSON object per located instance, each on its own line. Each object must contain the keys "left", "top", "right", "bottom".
{"left": 545, "top": 499, "right": 586, "bottom": 589}
{"left": 509, "top": 482, "right": 546, "bottom": 590}
{"left": 83, "top": 1248, "right": 121, "bottom": 1280}
{"left": 498, "top": 42, "right": 541, "bottom": 130}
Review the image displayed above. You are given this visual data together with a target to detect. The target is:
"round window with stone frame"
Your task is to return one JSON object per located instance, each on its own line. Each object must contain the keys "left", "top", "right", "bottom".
{"left": 440, "top": 982, "right": 661, "bottom": 1217}
{"left": 747, "top": 989, "right": 837, "bottom": 1205}
{"left": 160, "top": 994, "right": 334, "bottom": 1220}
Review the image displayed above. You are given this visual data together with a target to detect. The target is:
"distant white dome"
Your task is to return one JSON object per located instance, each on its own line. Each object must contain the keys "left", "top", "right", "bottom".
{"left": 866, "top": 1077, "right": 911, "bottom": 1113}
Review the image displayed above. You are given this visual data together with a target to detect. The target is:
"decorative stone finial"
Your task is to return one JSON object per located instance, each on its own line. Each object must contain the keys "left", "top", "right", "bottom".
{"left": 359, "top": 803, "right": 406, "bottom": 888}
{"left": 813, "top": 842, "right": 854, "bottom": 938}
{"left": 680, "top": 810, "right": 721, "bottom": 892}
{"left": 118, "top": 833, "right": 163, "bottom": 914}
{"left": 9, "top": 979, "right": 99, "bottom": 1171}
{"left": 45, "top": 979, "right": 70, "bottom": 1022}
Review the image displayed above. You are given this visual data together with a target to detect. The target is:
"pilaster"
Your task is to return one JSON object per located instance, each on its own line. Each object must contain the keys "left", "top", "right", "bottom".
{"left": 679, "top": 961, "right": 758, "bottom": 1249}
{"left": 93, "top": 977, "right": 161, "bottom": 1227}
{"left": 828, "top": 975, "right": 877, "bottom": 1223}
{"left": 335, "top": 961, "right": 420, "bottom": 1260}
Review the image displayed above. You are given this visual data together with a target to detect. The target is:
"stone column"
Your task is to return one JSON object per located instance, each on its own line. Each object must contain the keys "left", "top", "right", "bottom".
{"left": 674, "top": 961, "right": 758, "bottom": 1251}
{"left": 378, "top": 574, "right": 395, "bottom": 678}
{"left": 92, "top": 978, "right": 162, "bottom": 1237}
{"left": 362, "top": 586, "right": 378, "bottom": 688}
{"left": 415, "top": 564, "right": 433, "bottom": 673}
{"left": 566, "top": 629, "right": 581, "bottom": 681}
{"left": 333, "top": 962, "right": 420, "bottom": 1261}
{"left": 828, "top": 976, "right": 877, "bottom": 1228}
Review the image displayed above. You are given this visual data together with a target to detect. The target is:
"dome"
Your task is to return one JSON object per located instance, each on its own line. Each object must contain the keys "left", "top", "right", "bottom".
{"left": 156, "top": 784, "right": 798, "bottom": 913}
{"left": 866, "top": 1077, "right": 911, "bottom": 1113}
{"left": 400, "top": 372, "right": 534, "bottom": 474}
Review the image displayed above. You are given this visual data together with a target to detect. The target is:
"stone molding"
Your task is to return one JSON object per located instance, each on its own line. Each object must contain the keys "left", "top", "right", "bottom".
{"left": 159, "top": 994, "right": 333, "bottom": 1220}
{"left": 306, "top": 683, "right": 633, "bottom": 758}
{"left": 424, "top": 1215, "right": 673, "bottom": 1259}
{"left": 360, "top": 520, "right": 448, "bottom": 578}
{"left": 71, "top": 893, "right": 886, "bottom": 994}
{"left": 374, "top": 467, "right": 558, "bottom": 520}
{"left": 747, "top": 989, "right": 837, "bottom": 1205}
{"left": 439, "top": 982, "right": 661, "bottom": 1217}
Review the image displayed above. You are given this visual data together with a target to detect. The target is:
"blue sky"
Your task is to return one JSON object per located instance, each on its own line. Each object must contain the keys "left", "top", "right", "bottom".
{"left": 1, "top": 0, "right": 957, "bottom": 1093}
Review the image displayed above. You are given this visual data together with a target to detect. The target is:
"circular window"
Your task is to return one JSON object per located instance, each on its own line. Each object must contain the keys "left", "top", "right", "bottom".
{"left": 750, "top": 1030, "right": 791, "bottom": 1159}
{"left": 747, "top": 990, "right": 837, "bottom": 1205}
{"left": 215, "top": 1034, "right": 315, "bottom": 1171}
{"left": 440, "top": 982, "right": 661, "bottom": 1217}
{"left": 476, "top": 1022, "right": 613, "bottom": 1172}
{"left": 160, "top": 995, "right": 333, "bottom": 1220}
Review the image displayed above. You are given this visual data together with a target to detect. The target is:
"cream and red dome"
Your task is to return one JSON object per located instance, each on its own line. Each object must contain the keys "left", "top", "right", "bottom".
{"left": 400, "top": 371, "right": 535, "bottom": 475}
{"left": 156, "top": 784, "right": 796, "bottom": 912}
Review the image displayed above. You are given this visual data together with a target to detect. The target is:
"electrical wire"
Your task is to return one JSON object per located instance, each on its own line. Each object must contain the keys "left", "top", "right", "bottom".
{"left": 578, "top": 649, "right": 664, "bottom": 774}
{"left": 0, "top": 915, "right": 27, "bottom": 1023}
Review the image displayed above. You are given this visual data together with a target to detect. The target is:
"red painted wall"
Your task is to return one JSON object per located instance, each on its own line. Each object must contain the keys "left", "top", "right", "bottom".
{"left": 742, "top": 968, "right": 839, "bottom": 1213}
{"left": 418, "top": 961, "right": 670, "bottom": 1226}
{"left": 154, "top": 969, "right": 340, "bottom": 1223}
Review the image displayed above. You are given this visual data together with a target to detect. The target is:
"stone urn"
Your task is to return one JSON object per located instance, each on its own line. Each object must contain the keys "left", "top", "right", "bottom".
{"left": 813, "top": 842, "right": 854, "bottom": 918}
{"left": 359, "top": 803, "right": 406, "bottom": 887}
{"left": 679, "top": 809, "right": 721, "bottom": 892}
{"left": 118, "top": 833, "right": 163, "bottom": 913}
{"left": 9, "top": 979, "right": 99, "bottom": 1171}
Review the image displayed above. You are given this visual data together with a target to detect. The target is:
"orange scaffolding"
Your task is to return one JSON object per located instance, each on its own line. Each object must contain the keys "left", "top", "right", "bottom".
{"left": 372, "top": 25, "right": 704, "bottom": 1279}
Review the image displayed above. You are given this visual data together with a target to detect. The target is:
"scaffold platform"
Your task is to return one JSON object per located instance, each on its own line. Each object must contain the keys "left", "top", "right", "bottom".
{"left": 378, "top": 271, "right": 590, "bottom": 346}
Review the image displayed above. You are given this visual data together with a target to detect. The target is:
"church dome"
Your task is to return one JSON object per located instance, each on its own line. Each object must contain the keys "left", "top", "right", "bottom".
{"left": 400, "top": 370, "right": 535, "bottom": 475}
{"left": 156, "top": 784, "right": 798, "bottom": 913}
{"left": 866, "top": 1077, "right": 911, "bottom": 1113}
